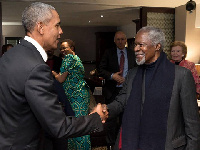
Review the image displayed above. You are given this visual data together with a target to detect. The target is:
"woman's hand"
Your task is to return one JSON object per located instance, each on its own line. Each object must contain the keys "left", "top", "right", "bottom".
{"left": 64, "top": 49, "right": 75, "bottom": 55}
{"left": 52, "top": 71, "right": 58, "bottom": 77}
{"left": 52, "top": 71, "right": 68, "bottom": 83}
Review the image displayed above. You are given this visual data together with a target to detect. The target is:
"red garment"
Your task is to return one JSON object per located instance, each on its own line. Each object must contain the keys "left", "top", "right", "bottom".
{"left": 171, "top": 59, "right": 200, "bottom": 94}
{"left": 46, "top": 59, "right": 54, "bottom": 71}
{"left": 119, "top": 128, "right": 141, "bottom": 150}
{"left": 119, "top": 127, "right": 122, "bottom": 149}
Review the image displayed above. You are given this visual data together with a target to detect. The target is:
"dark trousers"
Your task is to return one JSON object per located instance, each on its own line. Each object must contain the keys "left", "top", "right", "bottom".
{"left": 105, "top": 87, "right": 123, "bottom": 147}
{"left": 39, "top": 130, "right": 68, "bottom": 150}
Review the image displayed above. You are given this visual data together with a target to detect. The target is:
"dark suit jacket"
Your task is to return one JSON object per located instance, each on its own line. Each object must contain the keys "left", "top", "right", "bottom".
{"left": 108, "top": 66, "right": 200, "bottom": 150}
{"left": 99, "top": 47, "right": 137, "bottom": 101}
{"left": 0, "top": 40, "right": 103, "bottom": 150}
{"left": 53, "top": 79, "right": 75, "bottom": 116}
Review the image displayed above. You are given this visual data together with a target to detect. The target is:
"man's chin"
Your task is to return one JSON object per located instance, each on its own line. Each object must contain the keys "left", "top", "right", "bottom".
{"left": 136, "top": 58, "right": 146, "bottom": 65}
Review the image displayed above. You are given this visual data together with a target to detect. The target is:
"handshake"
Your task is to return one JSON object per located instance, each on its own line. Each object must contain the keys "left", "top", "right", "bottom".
{"left": 90, "top": 103, "right": 109, "bottom": 123}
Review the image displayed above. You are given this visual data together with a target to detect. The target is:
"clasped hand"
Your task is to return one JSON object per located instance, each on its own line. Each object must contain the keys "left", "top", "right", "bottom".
{"left": 112, "top": 71, "right": 125, "bottom": 85}
{"left": 90, "top": 103, "right": 108, "bottom": 123}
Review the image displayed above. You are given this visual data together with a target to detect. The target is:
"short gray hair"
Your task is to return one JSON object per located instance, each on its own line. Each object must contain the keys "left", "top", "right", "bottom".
{"left": 138, "top": 26, "right": 165, "bottom": 51}
{"left": 22, "top": 2, "right": 55, "bottom": 33}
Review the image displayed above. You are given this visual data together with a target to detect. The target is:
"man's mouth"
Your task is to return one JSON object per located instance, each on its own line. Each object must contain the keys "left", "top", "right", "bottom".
{"left": 135, "top": 52, "right": 145, "bottom": 57}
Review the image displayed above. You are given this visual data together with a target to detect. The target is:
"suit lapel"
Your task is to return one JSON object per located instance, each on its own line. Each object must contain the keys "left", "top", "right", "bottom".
{"left": 126, "top": 67, "right": 138, "bottom": 100}
{"left": 112, "top": 47, "right": 119, "bottom": 71}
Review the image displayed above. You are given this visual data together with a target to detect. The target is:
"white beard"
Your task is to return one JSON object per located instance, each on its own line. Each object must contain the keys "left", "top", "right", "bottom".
{"left": 136, "top": 55, "right": 146, "bottom": 65}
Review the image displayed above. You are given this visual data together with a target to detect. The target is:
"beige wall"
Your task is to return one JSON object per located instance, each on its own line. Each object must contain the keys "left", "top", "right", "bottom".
{"left": 175, "top": 5, "right": 186, "bottom": 42}
{"left": 185, "top": 9, "right": 200, "bottom": 63}
{"left": 175, "top": 5, "right": 200, "bottom": 63}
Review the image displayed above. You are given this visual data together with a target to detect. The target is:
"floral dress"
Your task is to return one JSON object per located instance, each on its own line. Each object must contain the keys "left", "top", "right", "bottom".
{"left": 60, "top": 54, "right": 91, "bottom": 150}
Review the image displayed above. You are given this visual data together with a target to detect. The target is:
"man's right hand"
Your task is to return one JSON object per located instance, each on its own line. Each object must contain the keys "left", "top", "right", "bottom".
{"left": 112, "top": 71, "right": 125, "bottom": 85}
{"left": 90, "top": 103, "right": 108, "bottom": 123}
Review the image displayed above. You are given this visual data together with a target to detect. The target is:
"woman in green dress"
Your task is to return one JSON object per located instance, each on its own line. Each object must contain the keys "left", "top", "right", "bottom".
{"left": 52, "top": 39, "right": 91, "bottom": 150}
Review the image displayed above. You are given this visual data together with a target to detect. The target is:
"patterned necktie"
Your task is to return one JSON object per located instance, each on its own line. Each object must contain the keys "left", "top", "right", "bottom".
{"left": 119, "top": 50, "right": 125, "bottom": 76}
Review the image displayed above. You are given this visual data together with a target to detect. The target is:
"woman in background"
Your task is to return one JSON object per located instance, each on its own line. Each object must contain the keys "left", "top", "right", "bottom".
{"left": 52, "top": 39, "right": 91, "bottom": 150}
{"left": 168, "top": 41, "right": 200, "bottom": 98}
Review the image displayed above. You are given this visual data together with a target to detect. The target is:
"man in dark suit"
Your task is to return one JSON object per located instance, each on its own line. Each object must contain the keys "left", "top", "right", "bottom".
{"left": 0, "top": 2, "right": 107, "bottom": 150}
{"left": 99, "top": 31, "right": 137, "bottom": 149}
{"left": 106, "top": 26, "right": 200, "bottom": 150}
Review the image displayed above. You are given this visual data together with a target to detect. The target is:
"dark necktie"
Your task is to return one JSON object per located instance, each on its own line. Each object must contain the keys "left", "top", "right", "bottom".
{"left": 119, "top": 50, "right": 125, "bottom": 76}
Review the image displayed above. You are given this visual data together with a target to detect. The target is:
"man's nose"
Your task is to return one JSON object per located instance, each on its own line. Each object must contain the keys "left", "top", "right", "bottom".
{"left": 134, "top": 45, "right": 140, "bottom": 52}
{"left": 59, "top": 27, "right": 63, "bottom": 35}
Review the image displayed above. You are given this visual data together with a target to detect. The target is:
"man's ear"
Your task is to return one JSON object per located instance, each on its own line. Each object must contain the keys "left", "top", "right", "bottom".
{"left": 156, "top": 43, "right": 161, "bottom": 51}
{"left": 36, "top": 22, "right": 44, "bottom": 34}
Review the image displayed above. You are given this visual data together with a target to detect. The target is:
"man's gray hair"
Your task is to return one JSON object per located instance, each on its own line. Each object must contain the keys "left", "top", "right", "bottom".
{"left": 138, "top": 26, "right": 165, "bottom": 51}
{"left": 22, "top": 2, "right": 55, "bottom": 33}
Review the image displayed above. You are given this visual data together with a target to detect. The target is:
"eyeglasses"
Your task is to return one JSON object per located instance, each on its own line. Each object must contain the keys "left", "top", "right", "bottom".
{"left": 60, "top": 47, "right": 70, "bottom": 50}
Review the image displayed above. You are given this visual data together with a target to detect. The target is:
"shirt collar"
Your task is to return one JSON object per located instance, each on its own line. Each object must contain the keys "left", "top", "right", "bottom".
{"left": 24, "top": 36, "right": 48, "bottom": 62}
{"left": 117, "top": 47, "right": 126, "bottom": 55}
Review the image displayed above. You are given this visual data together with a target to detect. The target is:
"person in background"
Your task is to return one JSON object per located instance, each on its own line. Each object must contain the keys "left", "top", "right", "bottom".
{"left": 104, "top": 26, "right": 200, "bottom": 150}
{"left": 52, "top": 39, "right": 91, "bottom": 150}
{"left": 98, "top": 31, "right": 137, "bottom": 149}
{"left": 0, "top": 2, "right": 107, "bottom": 150}
{"left": 45, "top": 43, "right": 75, "bottom": 150}
{"left": 46, "top": 48, "right": 62, "bottom": 73}
{"left": 1, "top": 44, "right": 13, "bottom": 56}
{"left": 46, "top": 45, "right": 72, "bottom": 116}
{"left": 168, "top": 41, "right": 200, "bottom": 99}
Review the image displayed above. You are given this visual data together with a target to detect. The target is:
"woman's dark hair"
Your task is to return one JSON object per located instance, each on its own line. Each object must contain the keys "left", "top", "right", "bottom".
{"left": 60, "top": 39, "right": 75, "bottom": 51}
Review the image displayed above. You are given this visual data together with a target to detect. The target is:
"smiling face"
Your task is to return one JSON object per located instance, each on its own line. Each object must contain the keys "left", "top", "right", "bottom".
{"left": 42, "top": 10, "right": 63, "bottom": 51}
{"left": 134, "top": 31, "right": 161, "bottom": 65}
{"left": 60, "top": 42, "right": 74, "bottom": 56}
{"left": 171, "top": 46, "right": 184, "bottom": 62}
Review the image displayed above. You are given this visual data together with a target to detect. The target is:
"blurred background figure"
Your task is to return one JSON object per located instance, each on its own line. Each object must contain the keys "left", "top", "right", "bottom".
{"left": 46, "top": 49, "right": 62, "bottom": 73}
{"left": 1, "top": 44, "right": 13, "bottom": 56}
{"left": 52, "top": 39, "right": 91, "bottom": 150}
{"left": 44, "top": 48, "right": 75, "bottom": 150}
{"left": 168, "top": 41, "right": 200, "bottom": 98}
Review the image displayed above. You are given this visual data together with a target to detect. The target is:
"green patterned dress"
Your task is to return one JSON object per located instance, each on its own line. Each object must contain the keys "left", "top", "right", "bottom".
{"left": 60, "top": 54, "right": 91, "bottom": 150}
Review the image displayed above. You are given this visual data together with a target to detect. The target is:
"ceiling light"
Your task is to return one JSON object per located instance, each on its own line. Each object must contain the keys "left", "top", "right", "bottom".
{"left": 101, "top": 15, "right": 103, "bottom": 18}
{"left": 2, "top": 22, "right": 22, "bottom": 25}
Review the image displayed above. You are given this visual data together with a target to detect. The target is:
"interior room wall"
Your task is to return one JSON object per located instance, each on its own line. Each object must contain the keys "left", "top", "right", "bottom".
{"left": 175, "top": 5, "right": 186, "bottom": 42}
{"left": 60, "top": 26, "right": 116, "bottom": 61}
{"left": 2, "top": 25, "right": 25, "bottom": 44}
{"left": 185, "top": 8, "right": 200, "bottom": 63}
{"left": 117, "top": 23, "right": 136, "bottom": 39}
{"left": 175, "top": 4, "right": 200, "bottom": 64}
{"left": 2, "top": 25, "right": 117, "bottom": 78}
